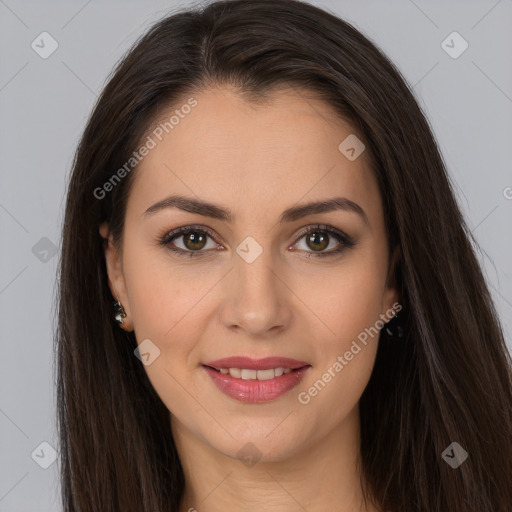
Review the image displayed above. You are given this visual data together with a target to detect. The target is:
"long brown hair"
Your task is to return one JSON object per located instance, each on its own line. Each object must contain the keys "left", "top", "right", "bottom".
{"left": 55, "top": 0, "right": 512, "bottom": 510}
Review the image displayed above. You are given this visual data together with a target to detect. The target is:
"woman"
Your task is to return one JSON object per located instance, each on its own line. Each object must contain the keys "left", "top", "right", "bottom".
{"left": 55, "top": 0, "right": 512, "bottom": 510}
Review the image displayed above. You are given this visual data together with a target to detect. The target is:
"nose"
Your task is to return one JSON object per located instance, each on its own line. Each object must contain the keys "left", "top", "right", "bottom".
{"left": 218, "top": 246, "right": 292, "bottom": 337}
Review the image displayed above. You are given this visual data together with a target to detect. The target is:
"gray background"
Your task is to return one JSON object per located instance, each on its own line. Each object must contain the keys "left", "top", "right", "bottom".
{"left": 0, "top": 0, "right": 511, "bottom": 510}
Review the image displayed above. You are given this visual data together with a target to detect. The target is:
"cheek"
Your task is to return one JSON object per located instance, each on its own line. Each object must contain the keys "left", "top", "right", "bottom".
{"left": 293, "top": 253, "right": 386, "bottom": 406}
{"left": 122, "top": 238, "right": 204, "bottom": 339}
{"left": 293, "top": 255, "right": 386, "bottom": 347}
{"left": 121, "top": 245, "right": 206, "bottom": 415}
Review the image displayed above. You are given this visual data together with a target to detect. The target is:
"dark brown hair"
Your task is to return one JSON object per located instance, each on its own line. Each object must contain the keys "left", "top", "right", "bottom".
{"left": 55, "top": 0, "right": 512, "bottom": 510}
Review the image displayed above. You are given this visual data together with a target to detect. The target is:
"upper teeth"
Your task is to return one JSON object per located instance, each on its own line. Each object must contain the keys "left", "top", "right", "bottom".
{"left": 219, "top": 368, "right": 292, "bottom": 380}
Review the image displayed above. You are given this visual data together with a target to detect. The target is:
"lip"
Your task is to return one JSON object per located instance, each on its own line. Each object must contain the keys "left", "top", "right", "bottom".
{"left": 203, "top": 356, "right": 310, "bottom": 371}
{"left": 202, "top": 357, "right": 311, "bottom": 403}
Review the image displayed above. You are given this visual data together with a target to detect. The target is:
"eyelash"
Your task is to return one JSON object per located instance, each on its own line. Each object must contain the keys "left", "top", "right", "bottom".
{"left": 159, "top": 224, "right": 356, "bottom": 259}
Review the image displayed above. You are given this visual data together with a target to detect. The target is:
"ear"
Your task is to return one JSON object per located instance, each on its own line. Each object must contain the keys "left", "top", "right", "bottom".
{"left": 99, "top": 222, "right": 134, "bottom": 331}
{"left": 382, "top": 245, "right": 401, "bottom": 316}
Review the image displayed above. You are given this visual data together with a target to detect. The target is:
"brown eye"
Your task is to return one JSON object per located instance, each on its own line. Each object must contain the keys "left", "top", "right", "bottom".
{"left": 305, "top": 231, "right": 329, "bottom": 252}
{"left": 181, "top": 230, "right": 208, "bottom": 251}
{"left": 293, "top": 225, "right": 356, "bottom": 258}
{"left": 160, "top": 226, "right": 219, "bottom": 257}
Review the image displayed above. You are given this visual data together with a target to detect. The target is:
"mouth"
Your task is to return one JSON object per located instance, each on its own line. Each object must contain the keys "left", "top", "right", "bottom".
{"left": 201, "top": 357, "right": 311, "bottom": 403}
{"left": 203, "top": 365, "right": 306, "bottom": 380}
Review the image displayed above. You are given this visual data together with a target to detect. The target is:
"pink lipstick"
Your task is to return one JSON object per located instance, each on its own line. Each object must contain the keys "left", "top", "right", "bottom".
{"left": 202, "top": 356, "right": 311, "bottom": 403}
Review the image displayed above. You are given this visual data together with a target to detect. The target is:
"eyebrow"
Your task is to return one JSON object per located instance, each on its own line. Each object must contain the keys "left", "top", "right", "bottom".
{"left": 143, "top": 194, "right": 369, "bottom": 226}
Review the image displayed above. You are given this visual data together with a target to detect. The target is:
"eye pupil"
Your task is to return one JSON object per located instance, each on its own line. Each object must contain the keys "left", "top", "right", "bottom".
{"left": 307, "top": 232, "right": 329, "bottom": 251}
{"left": 184, "top": 231, "right": 207, "bottom": 250}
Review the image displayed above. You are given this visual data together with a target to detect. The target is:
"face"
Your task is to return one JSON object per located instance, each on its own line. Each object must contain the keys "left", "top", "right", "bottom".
{"left": 100, "top": 85, "right": 399, "bottom": 463}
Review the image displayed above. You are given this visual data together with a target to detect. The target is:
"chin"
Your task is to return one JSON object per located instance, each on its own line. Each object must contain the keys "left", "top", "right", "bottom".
{"left": 197, "top": 415, "right": 312, "bottom": 464}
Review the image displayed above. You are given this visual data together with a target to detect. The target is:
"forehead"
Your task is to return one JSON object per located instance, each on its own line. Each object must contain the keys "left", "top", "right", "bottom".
{"left": 126, "top": 86, "right": 383, "bottom": 228}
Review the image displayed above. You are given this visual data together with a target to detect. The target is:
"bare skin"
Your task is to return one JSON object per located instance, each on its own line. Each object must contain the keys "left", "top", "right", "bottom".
{"left": 100, "top": 85, "right": 399, "bottom": 512}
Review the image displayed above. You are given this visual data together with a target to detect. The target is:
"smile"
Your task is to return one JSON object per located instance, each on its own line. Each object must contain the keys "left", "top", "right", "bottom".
{"left": 213, "top": 367, "right": 292, "bottom": 380}
{"left": 202, "top": 356, "right": 311, "bottom": 403}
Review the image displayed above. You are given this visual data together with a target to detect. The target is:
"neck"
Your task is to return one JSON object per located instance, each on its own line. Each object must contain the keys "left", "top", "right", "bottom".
{"left": 172, "top": 405, "right": 381, "bottom": 512}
